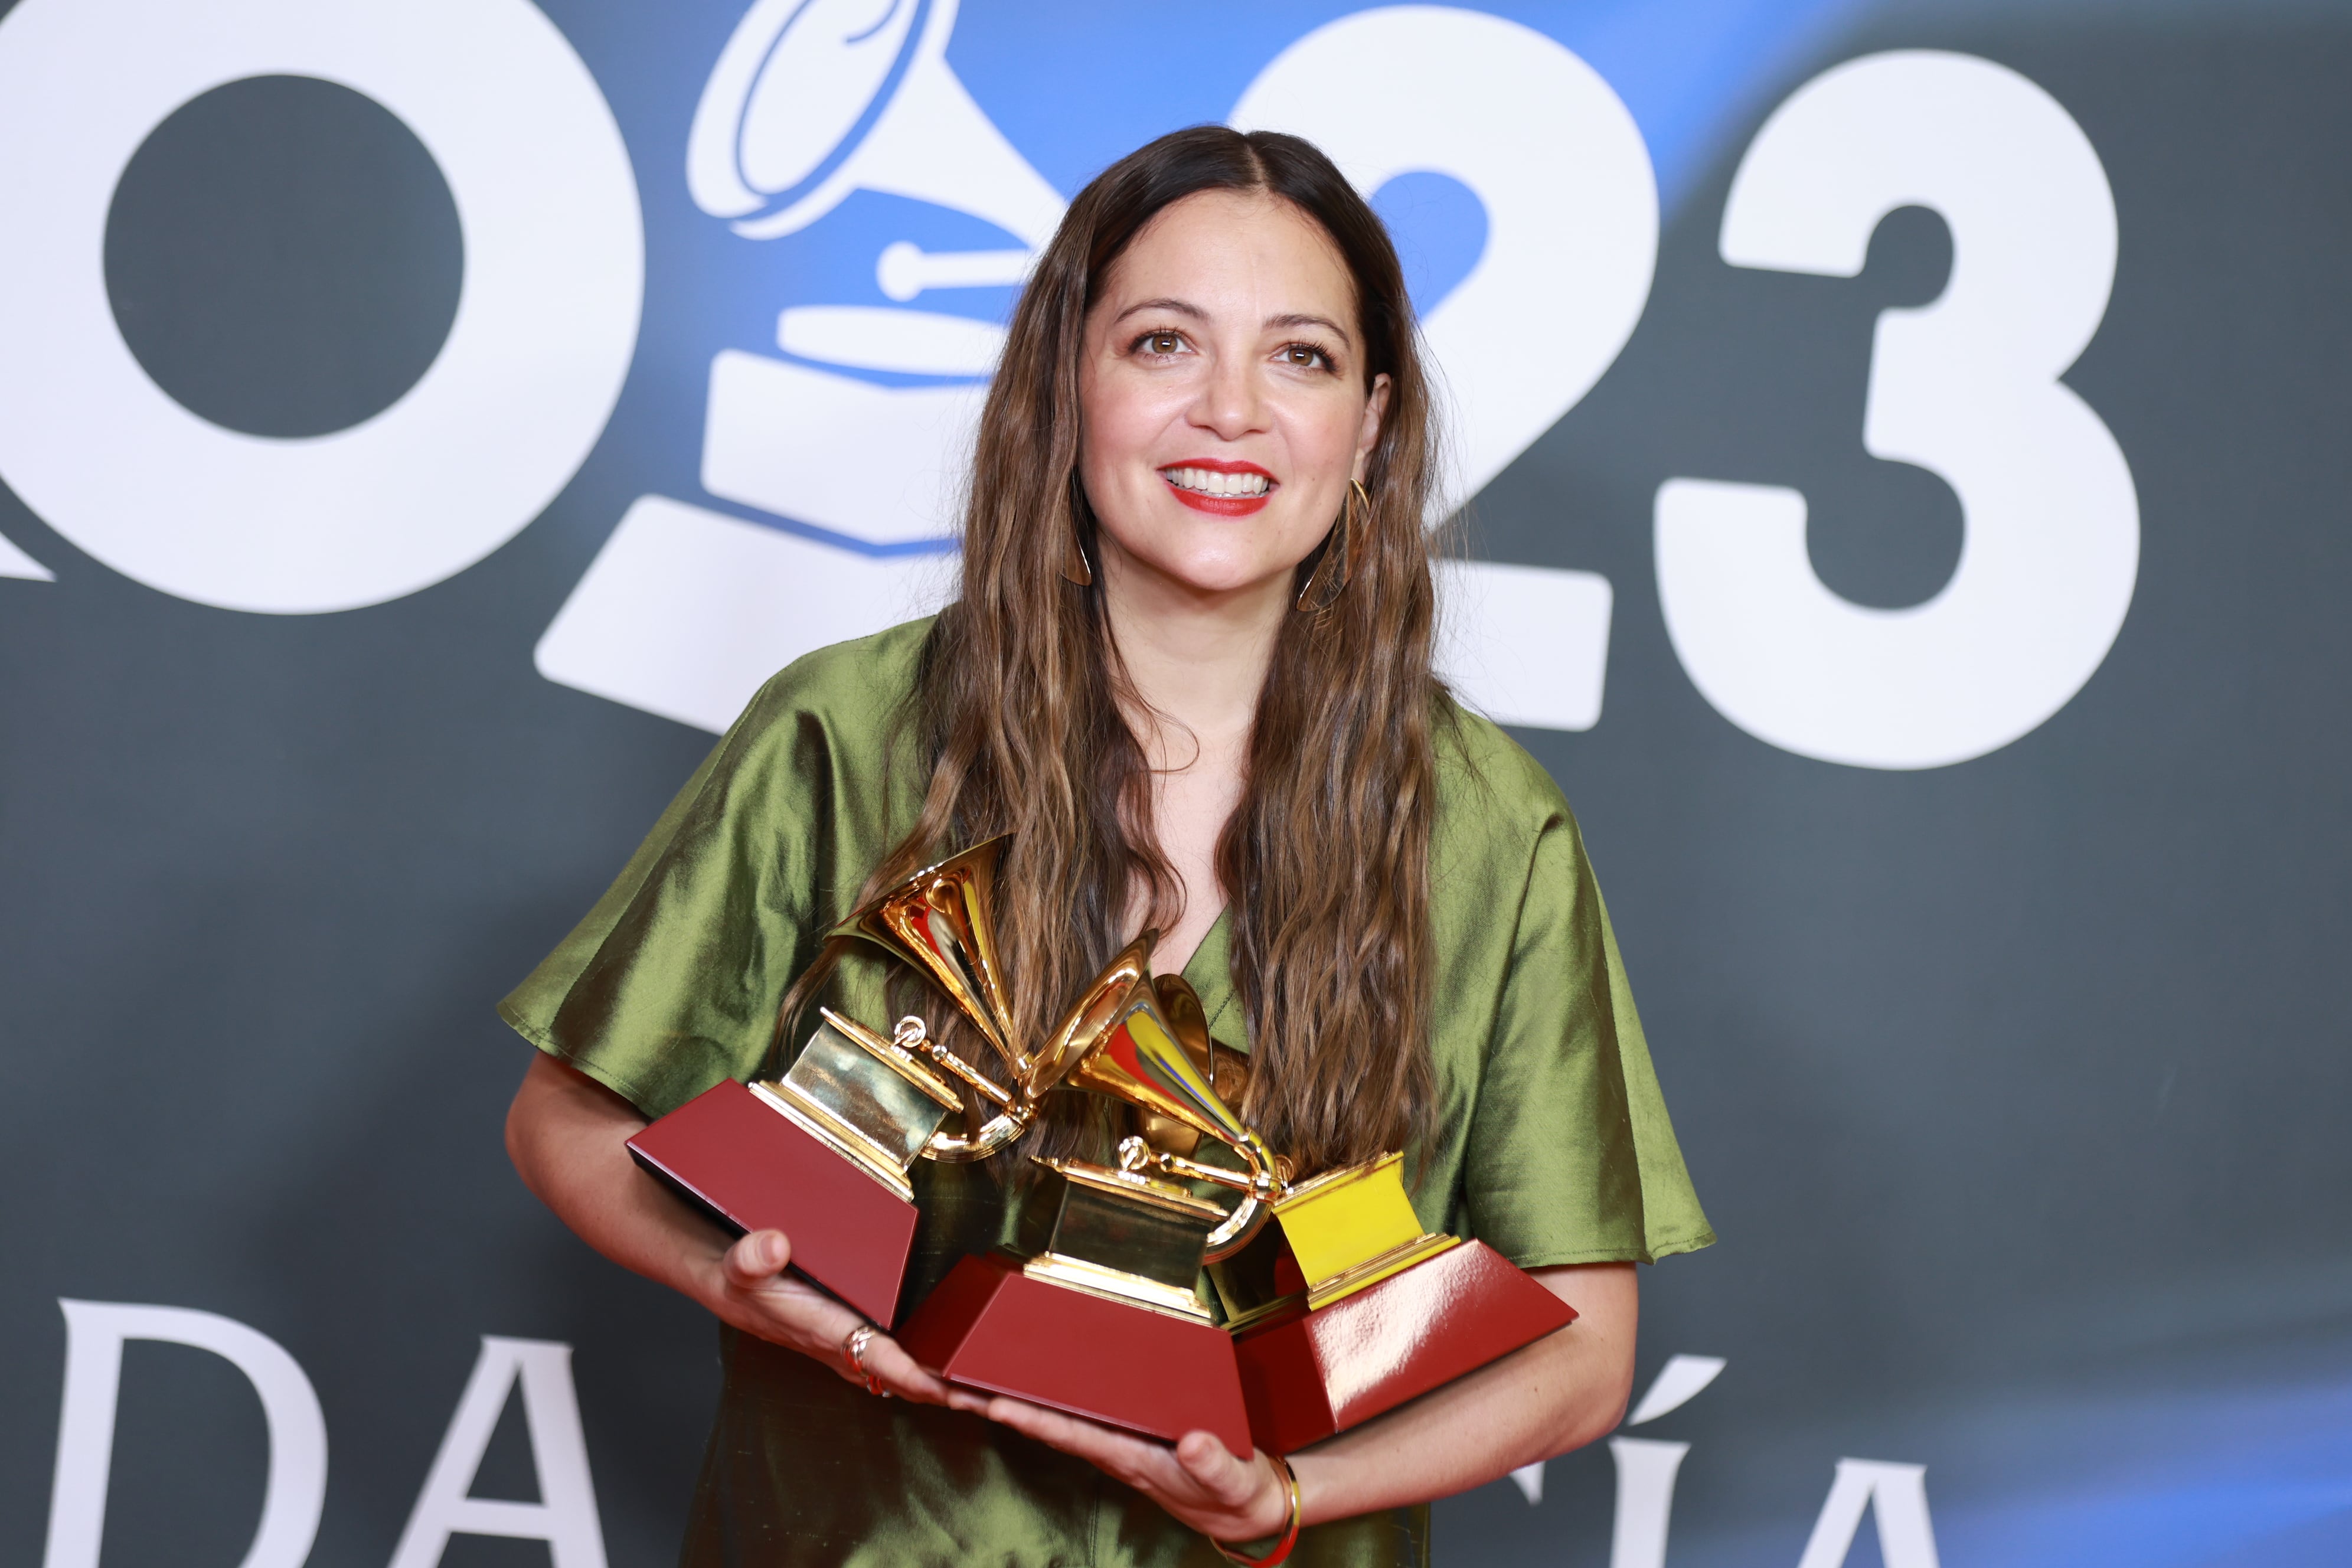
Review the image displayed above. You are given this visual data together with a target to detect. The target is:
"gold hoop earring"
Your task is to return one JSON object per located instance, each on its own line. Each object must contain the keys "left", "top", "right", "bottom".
{"left": 1060, "top": 480, "right": 1096, "bottom": 586}
{"left": 1059, "top": 530, "right": 1094, "bottom": 587}
{"left": 1295, "top": 478, "right": 1367, "bottom": 613}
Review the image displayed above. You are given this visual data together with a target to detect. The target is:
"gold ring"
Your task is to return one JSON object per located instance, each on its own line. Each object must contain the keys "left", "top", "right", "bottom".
{"left": 842, "top": 1322, "right": 887, "bottom": 1397}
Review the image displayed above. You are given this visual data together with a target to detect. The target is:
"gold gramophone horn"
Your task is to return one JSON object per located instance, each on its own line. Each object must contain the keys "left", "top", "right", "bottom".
{"left": 1136, "top": 977, "right": 1210, "bottom": 1158}
{"left": 1022, "top": 932, "right": 1151, "bottom": 1097}
{"left": 825, "top": 836, "right": 1023, "bottom": 1078}
{"left": 921, "top": 932, "right": 1158, "bottom": 1163}
{"left": 813, "top": 845, "right": 1268, "bottom": 1181}
{"left": 1061, "top": 966, "right": 1281, "bottom": 1257}
{"left": 1129, "top": 975, "right": 1249, "bottom": 1158}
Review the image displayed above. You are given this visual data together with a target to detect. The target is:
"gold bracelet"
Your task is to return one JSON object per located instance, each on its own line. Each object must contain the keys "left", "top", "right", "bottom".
{"left": 1211, "top": 1452, "right": 1301, "bottom": 1567}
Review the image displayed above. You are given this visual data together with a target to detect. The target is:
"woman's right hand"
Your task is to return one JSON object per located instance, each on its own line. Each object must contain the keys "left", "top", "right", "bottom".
{"left": 704, "top": 1229, "right": 986, "bottom": 1413}
{"left": 505, "top": 1057, "right": 985, "bottom": 1416}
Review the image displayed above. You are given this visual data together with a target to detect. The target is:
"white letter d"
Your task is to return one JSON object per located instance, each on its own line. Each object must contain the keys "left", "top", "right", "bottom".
{"left": 43, "top": 1299, "right": 328, "bottom": 1568}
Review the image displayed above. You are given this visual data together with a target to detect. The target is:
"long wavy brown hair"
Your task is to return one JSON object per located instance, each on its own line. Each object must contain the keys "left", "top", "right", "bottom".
{"left": 808, "top": 126, "right": 1447, "bottom": 1177}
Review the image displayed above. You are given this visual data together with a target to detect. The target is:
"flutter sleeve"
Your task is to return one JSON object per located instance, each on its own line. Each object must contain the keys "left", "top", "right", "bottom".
{"left": 1449, "top": 772, "right": 1715, "bottom": 1268}
{"left": 497, "top": 646, "right": 909, "bottom": 1120}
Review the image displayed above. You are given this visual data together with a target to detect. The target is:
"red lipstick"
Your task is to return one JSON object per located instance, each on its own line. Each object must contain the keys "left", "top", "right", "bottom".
{"left": 1159, "top": 458, "right": 1277, "bottom": 517}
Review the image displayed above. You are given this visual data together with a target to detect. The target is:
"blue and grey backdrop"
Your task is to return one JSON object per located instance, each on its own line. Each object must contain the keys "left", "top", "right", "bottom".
{"left": 4, "top": 0, "right": 2347, "bottom": 1564}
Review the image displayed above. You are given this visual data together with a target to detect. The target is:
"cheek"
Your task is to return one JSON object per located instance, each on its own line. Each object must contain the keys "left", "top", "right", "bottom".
{"left": 1284, "top": 389, "right": 1371, "bottom": 475}
{"left": 1079, "top": 370, "right": 1177, "bottom": 491}
{"left": 1257, "top": 391, "right": 1371, "bottom": 545}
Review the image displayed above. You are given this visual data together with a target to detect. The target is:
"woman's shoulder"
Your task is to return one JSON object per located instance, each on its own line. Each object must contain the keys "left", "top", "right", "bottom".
{"left": 730, "top": 615, "right": 936, "bottom": 747}
{"left": 1426, "top": 688, "right": 1603, "bottom": 908}
{"left": 1432, "top": 689, "right": 1577, "bottom": 843}
{"left": 675, "top": 616, "right": 937, "bottom": 815}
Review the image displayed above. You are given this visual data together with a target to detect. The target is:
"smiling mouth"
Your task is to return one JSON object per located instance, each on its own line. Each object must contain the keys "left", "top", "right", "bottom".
{"left": 1158, "top": 463, "right": 1276, "bottom": 517}
{"left": 1160, "top": 465, "right": 1273, "bottom": 498}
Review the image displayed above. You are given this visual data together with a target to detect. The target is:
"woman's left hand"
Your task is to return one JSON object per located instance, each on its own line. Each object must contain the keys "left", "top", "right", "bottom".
{"left": 979, "top": 1396, "right": 1293, "bottom": 1544}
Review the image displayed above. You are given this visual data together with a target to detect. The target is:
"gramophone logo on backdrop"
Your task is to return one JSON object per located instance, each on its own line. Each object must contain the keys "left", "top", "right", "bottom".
{"left": 534, "top": 0, "right": 1648, "bottom": 735}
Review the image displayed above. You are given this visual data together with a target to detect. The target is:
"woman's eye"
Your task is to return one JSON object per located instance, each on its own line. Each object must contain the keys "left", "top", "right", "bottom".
{"left": 1141, "top": 331, "right": 1184, "bottom": 355}
{"left": 1282, "top": 343, "right": 1332, "bottom": 370}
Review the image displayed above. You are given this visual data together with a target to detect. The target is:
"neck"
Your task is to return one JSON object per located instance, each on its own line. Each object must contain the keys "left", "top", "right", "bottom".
{"left": 1096, "top": 545, "right": 1288, "bottom": 759}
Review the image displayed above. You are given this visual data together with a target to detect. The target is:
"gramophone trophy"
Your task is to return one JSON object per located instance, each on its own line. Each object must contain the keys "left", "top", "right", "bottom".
{"left": 1084, "top": 992, "right": 1580, "bottom": 1455}
{"left": 627, "top": 838, "right": 1097, "bottom": 1325}
{"left": 896, "top": 939, "right": 1255, "bottom": 1456}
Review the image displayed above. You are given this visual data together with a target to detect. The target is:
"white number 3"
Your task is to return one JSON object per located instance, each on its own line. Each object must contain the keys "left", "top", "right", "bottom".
{"left": 1657, "top": 50, "right": 2138, "bottom": 770}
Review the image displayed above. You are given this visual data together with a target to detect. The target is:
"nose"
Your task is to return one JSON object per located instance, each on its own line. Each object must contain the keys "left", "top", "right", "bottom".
{"left": 1188, "top": 348, "right": 1268, "bottom": 442}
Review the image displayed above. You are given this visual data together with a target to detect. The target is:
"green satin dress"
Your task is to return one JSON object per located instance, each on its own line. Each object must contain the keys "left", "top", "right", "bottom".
{"left": 499, "top": 616, "right": 1713, "bottom": 1567}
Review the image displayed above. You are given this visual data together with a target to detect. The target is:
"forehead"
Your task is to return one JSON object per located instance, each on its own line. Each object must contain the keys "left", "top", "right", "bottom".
{"left": 1099, "top": 189, "right": 1358, "bottom": 325}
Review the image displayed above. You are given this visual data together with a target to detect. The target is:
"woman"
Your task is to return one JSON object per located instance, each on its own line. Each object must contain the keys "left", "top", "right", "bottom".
{"left": 502, "top": 126, "right": 1711, "bottom": 1566}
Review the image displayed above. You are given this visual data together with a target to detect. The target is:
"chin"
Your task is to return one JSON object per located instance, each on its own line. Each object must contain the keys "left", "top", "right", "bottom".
{"left": 1128, "top": 540, "right": 1291, "bottom": 598}
{"left": 1111, "top": 510, "right": 1310, "bottom": 594}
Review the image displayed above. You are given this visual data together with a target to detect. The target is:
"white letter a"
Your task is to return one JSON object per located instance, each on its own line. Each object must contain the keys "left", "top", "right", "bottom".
{"left": 388, "top": 1337, "right": 607, "bottom": 1568}
{"left": 1795, "top": 1458, "right": 1941, "bottom": 1568}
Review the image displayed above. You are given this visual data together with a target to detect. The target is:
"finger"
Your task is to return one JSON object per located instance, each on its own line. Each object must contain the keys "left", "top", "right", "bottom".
{"left": 985, "top": 1400, "right": 1269, "bottom": 1538}
{"left": 860, "top": 1334, "right": 959, "bottom": 1406}
{"left": 1174, "top": 1430, "right": 1259, "bottom": 1502}
{"left": 984, "top": 1396, "right": 1173, "bottom": 1479}
{"left": 721, "top": 1229, "right": 790, "bottom": 1287}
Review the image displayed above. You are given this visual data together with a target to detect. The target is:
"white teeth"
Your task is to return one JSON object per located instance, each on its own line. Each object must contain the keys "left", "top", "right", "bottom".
{"left": 1162, "top": 466, "right": 1270, "bottom": 497}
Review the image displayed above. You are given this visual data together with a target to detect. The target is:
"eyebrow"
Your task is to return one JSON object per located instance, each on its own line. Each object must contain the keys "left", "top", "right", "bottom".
{"left": 1267, "top": 311, "right": 1353, "bottom": 343}
{"left": 1112, "top": 298, "right": 1356, "bottom": 345}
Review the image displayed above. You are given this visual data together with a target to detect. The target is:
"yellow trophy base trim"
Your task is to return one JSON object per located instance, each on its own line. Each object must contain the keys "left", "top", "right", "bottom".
{"left": 749, "top": 1080, "right": 915, "bottom": 1203}
{"left": 1303, "top": 1231, "right": 1461, "bottom": 1311}
{"left": 1023, "top": 1251, "right": 1215, "bottom": 1323}
{"left": 1273, "top": 1152, "right": 1429, "bottom": 1287}
{"left": 1214, "top": 1231, "right": 1462, "bottom": 1331}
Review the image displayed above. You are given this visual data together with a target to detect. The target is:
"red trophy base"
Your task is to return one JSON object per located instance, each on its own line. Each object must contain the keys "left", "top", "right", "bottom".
{"left": 1233, "top": 1240, "right": 1578, "bottom": 1454}
{"left": 898, "top": 1253, "right": 1254, "bottom": 1457}
{"left": 626, "top": 1079, "right": 917, "bottom": 1325}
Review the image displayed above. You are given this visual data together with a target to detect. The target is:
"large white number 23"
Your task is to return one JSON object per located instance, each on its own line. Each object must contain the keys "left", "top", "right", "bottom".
{"left": 1658, "top": 50, "right": 2139, "bottom": 770}
{"left": 0, "top": 24, "right": 2134, "bottom": 773}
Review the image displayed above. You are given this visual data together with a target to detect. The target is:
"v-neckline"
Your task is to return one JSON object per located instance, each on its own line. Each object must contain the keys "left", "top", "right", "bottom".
{"left": 1175, "top": 906, "right": 1246, "bottom": 1056}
